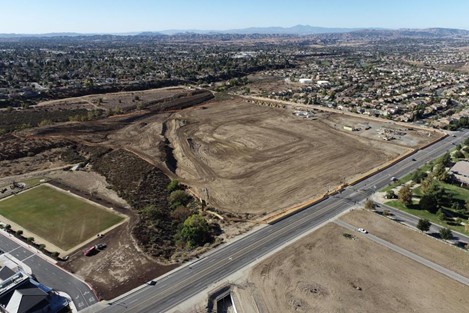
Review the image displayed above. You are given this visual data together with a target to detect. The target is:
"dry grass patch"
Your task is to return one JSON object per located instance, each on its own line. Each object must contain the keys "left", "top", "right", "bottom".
{"left": 239, "top": 222, "right": 469, "bottom": 313}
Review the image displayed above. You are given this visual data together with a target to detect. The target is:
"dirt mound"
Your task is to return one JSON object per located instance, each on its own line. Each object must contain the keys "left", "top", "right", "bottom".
{"left": 296, "top": 281, "right": 329, "bottom": 297}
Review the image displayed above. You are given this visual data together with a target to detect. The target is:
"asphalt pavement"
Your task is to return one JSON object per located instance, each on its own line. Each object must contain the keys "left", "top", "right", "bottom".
{"left": 334, "top": 220, "right": 469, "bottom": 286}
{"left": 97, "top": 129, "right": 469, "bottom": 313}
{"left": 0, "top": 232, "right": 98, "bottom": 311}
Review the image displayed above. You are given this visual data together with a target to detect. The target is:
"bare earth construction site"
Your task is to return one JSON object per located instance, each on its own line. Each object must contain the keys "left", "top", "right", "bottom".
{"left": 165, "top": 98, "right": 441, "bottom": 214}
{"left": 234, "top": 211, "right": 469, "bottom": 313}
{"left": 0, "top": 87, "right": 444, "bottom": 299}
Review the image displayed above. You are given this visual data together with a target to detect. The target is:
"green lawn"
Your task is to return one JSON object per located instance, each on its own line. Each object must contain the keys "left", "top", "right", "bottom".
{"left": 380, "top": 162, "right": 434, "bottom": 193}
{"left": 385, "top": 200, "right": 469, "bottom": 236}
{"left": 0, "top": 185, "right": 124, "bottom": 250}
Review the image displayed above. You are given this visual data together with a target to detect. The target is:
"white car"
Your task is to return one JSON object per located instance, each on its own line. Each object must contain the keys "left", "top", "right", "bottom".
{"left": 357, "top": 228, "right": 368, "bottom": 234}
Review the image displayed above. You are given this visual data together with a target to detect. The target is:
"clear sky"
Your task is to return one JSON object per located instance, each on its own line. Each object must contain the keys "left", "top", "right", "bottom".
{"left": 1, "top": 0, "right": 469, "bottom": 34}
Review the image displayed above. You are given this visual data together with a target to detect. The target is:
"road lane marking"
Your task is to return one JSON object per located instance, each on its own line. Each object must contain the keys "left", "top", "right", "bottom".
{"left": 121, "top": 198, "right": 349, "bottom": 311}
{"left": 21, "top": 253, "right": 36, "bottom": 262}
{"left": 7, "top": 246, "right": 21, "bottom": 254}
{"left": 113, "top": 136, "right": 466, "bottom": 312}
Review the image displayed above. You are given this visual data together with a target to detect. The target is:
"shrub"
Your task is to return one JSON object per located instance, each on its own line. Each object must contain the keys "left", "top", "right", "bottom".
{"left": 439, "top": 227, "right": 453, "bottom": 240}
{"left": 385, "top": 190, "right": 397, "bottom": 199}
{"left": 364, "top": 199, "right": 375, "bottom": 210}
{"left": 166, "top": 179, "right": 180, "bottom": 193}
{"left": 168, "top": 190, "right": 191, "bottom": 208}
{"left": 16, "top": 230, "right": 23, "bottom": 236}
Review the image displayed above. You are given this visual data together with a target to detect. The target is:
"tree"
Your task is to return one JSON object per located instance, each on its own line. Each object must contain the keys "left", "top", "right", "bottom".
{"left": 168, "top": 190, "right": 191, "bottom": 208}
{"left": 453, "top": 150, "right": 464, "bottom": 159}
{"left": 439, "top": 227, "right": 453, "bottom": 240}
{"left": 364, "top": 199, "right": 375, "bottom": 210}
{"left": 419, "top": 194, "right": 438, "bottom": 213}
{"left": 412, "top": 170, "right": 427, "bottom": 183}
{"left": 398, "top": 185, "right": 413, "bottom": 206}
{"left": 433, "top": 163, "right": 447, "bottom": 181}
{"left": 166, "top": 179, "right": 180, "bottom": 193}
{"left": 417, "top": 219, "right": 431, "bottom": 232}
{"left": 439, "top": 152, "right": 452, "bottom": 167}
{"left": 386, "top": 190, "right": 397, "bottom": 199}
{"left": 464, "top": 137, "right": 469, "bottom": 146}
{"left": 420, "top": 174, "right": 434, "bottom": 194}
{"left": 176, "top": 214, "right": 211, "bottom": 248}
{"left": 436, "top": 208, "right": 446, "bottom": 221}
{"left": 171, "top": 206, "right": 191, "bottom": 223}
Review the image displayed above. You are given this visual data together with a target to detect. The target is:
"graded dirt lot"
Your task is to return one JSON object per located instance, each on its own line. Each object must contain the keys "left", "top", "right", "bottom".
{"left": 341, "top": 209, "right": 469, "bottom": 278}
{"left": 237, "top": 221, "right": 469, "bottom": 313}
{"left": 63, "top": 214, "right": 178, "bottom": 300}
{"left": 166, "top": 98, "right": 422, "bottom": 214}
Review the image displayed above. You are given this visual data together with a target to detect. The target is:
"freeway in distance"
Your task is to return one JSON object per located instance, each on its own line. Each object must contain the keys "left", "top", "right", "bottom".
{"left": 100, "top": 129, "right": 469, "bottom": 313}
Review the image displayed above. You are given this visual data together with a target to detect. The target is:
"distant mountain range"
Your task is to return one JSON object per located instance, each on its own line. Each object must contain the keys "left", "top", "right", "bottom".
{"left": 157, "top": 25, "right": 363, "bottom": 35}
{"left": 1, "top": 25, "right": 468, "bottom": 39}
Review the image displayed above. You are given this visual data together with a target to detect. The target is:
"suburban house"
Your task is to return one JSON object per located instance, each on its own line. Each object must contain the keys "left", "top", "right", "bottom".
{"left": 449, "top": 160, "right": 469, "bottom": 185}
{"left": 0, "top": 255, "right": 70, "bottom": 313}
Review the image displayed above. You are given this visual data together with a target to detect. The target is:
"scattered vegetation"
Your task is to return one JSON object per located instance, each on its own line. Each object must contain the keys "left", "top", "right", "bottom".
{"left": 385, "top": 148, "right": 469, "bottom": 235}
{"left": 91, "top": 149, "right": 219, "bottom": 259}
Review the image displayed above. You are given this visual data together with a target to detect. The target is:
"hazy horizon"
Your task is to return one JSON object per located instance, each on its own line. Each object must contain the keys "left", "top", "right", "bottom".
{"left": 1, "top": 0, "right": 469, "bottom": 34}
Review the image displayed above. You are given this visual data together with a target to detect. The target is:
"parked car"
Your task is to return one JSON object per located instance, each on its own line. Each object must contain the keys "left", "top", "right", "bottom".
{"left": 95, "top": 243, "right": 107, "bottom": 250}
{"left": 357, "top": 228, "right": 368, "bottom": 234}
{"left": 84, "top": 245, "right": 97, "bottom": 256}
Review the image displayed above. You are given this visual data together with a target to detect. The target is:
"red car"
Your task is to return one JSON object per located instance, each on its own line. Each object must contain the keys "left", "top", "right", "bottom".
{"left": 83, "top": 245, "right": 97, "bottom": 256}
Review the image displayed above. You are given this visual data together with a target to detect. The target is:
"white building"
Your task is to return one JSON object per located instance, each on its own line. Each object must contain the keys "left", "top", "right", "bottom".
{"left": 317, "top": 80, "right": 331, "bottom": 87}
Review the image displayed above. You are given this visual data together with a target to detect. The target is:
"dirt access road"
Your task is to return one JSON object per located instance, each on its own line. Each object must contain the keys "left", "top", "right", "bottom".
{"left": 166, "top": 98, "right": 434, "bottom": 215}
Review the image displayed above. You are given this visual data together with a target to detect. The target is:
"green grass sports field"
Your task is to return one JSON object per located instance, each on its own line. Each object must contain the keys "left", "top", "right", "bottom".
{"left": 0, "top": 185, "right": 124, "bottom": 250}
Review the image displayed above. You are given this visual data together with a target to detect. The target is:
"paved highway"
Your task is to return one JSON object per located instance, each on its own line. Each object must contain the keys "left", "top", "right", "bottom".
{"left": 334, "top": 220, "right": 469, "bottom": 286}
{"left": 0, "top": 232, "right": 98, "bottom": 311}
{"left": 100, "top": 129, "right": 469, "bottom": 313}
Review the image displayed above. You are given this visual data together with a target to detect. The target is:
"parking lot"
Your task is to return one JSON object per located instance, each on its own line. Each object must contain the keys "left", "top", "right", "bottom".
{"left": 0, "top": 231, "right": 98, "bottom": 311}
